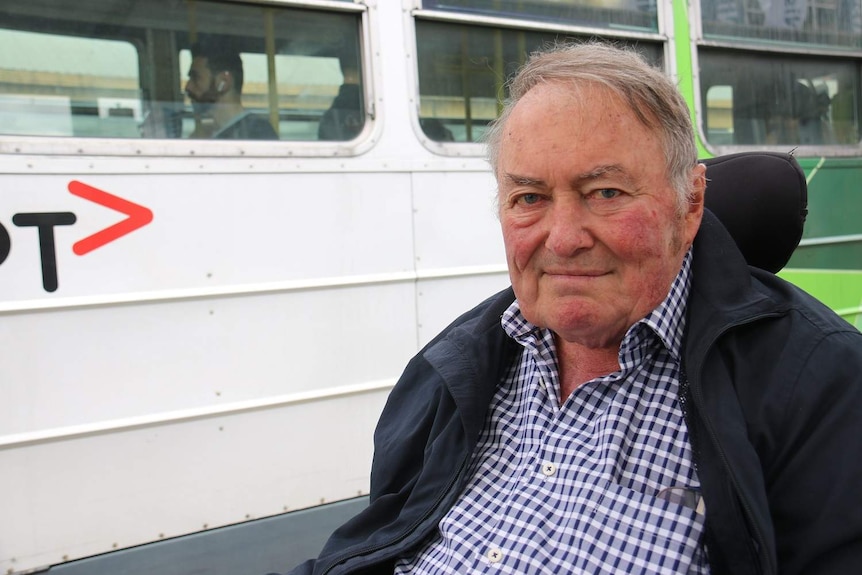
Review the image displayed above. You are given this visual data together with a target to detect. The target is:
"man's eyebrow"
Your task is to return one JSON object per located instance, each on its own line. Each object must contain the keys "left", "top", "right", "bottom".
{"left": 503, "top": 165, "right": 634, "bottom": 188}
{"left": 571, "top": 164, "right": 635, "bottom": 188}
{"left": 573, "top": 164, "right": 634, "bottom": 186}
{"left": 502, "top": 173, "right": 544, "bottom": 187}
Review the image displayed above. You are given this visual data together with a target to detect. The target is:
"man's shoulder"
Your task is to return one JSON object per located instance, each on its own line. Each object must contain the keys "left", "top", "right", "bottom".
{"left": 691, "top": 218, "right": 857, "bottom": 342}
{"left": 215, "top": 112, "right": 278, "bottom": 140}
{"left": 236, "top": 114, "right": 278, "bottom": 139}
{"left": 751, "top": 267, "right": 860, "bottom": 337}
{"left": 424, "top": 287, "right": 515, "bottom": 349}
{"left": 242, "top": 114, "right": 278, "bottom": 138}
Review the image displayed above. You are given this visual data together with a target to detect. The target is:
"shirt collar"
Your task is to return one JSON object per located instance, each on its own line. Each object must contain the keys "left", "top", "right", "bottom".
{"left": 636, "top": 249, "right": 692, "bottom": 362}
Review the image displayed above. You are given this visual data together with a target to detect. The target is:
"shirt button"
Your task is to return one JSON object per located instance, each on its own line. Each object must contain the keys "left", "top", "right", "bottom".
{"left": 487, "top": 548, "right": 503, "bottom": 563}
{"left": 541, "top": 462, "right": 556, "bottom": 476}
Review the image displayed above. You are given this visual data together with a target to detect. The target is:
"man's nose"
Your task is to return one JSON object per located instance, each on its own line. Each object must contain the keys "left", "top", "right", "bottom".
{"left": 544, "top": 199, "right": 594, "bottom": 256}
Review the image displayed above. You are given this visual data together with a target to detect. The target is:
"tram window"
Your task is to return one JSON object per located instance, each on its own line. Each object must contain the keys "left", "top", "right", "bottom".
{"left": 422, "top": 1, "right": 658, "bottom": 32}
{"left": 0, "top": 30, "right": 139, "bottom": 137}
{"left": 414, "top": 19, "right": 662, "bottom": 143}
{"left": 700, "top": 49, "right": 861, "bottom": 146}
{"left": 0, "top": 0, "right": 364, "bottom": 142}
{"left": 700, "top": 0, "right": 862, "bottom": 49}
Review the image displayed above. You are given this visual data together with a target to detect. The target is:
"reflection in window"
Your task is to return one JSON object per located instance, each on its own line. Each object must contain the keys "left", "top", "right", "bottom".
{"left": 414, "top": 19, "right": 662, "bottom": 143}
{"left": 0, "top": 0, "right": 364, "bottom": 141}
{"left": 423, "top": 0, "right": 658, "bottom": 32}
{"left": 0, "top": 30, "right": 140, "bottom": 137}
{"left": 700, "top": 49, "right": 860, "bottom": 146}
{"left": 701, "top": 0, "right": 862, "bottom": 48}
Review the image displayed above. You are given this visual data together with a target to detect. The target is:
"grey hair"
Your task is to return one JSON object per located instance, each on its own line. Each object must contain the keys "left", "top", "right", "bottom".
{"left": 484, "top": 41, "right": 699, "bottom": 209}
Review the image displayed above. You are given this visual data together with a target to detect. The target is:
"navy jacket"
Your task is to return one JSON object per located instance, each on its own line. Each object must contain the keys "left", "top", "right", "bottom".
{"left": 291, "top": 211, "right": 862, "bottom": 574}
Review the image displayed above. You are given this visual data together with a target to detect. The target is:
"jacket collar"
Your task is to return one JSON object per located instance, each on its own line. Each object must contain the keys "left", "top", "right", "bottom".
{"left": 685, "top": 210, "right": 777, "bottom": 369}
{"left": 423, "top": 287, "right": 517, "bottom": 443}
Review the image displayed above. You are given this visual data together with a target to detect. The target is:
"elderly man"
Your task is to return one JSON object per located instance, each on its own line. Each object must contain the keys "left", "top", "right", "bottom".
{"left": 287, "top": 42, "right": 862, "bottom": 574}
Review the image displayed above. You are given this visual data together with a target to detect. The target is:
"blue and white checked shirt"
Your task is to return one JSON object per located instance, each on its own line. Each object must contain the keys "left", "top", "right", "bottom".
{"left": 396, "top": 251, "right": 709, "bottom": 574}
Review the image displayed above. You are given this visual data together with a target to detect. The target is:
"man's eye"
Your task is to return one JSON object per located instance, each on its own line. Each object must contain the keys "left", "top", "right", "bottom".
{"left": 596, "top": 189, "right": 621, "bottom": 199}
{"left": 518, "top": 193, "right": 541, "bottom": 205}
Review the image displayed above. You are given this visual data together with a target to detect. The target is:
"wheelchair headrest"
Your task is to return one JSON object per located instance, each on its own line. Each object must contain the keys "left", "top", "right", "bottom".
{"left": 702, "top": 151, "right": 808, "bottom": 273}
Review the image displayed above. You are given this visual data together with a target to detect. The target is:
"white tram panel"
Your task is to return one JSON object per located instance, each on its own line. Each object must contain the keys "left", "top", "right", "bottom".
{"left": 0, "top": 163, "right": 421, "bottom": 574}
{"left": 0, "top": 281, "right": 415, "bottom": 436}
{"left": 0, "top": 171, "right": 416, "bottom": 301}
{"left": 0, "top": 151, "right": 506, "bottom": 575}
{"left": 411, "top": 167, "right": 511, "bottom": 344}
{"left": 1, "top": 387, "right": 389, "bottom": 574}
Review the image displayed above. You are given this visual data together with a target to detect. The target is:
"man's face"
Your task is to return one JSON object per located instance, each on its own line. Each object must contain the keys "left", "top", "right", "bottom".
{"left": 497, "top": 82, "right": 705, "bottom": 349}
{"left": 185, "top": 56, "right": 218, "bottom": 114}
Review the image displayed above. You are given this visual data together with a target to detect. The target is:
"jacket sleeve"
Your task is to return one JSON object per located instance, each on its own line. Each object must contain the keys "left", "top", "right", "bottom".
{"left": 760, "top": 328, "right": 862, "bottom": 574}
{"left": 283, "top": 350, "right": 460, "bottom": 575}
{"left": 285, "top": 559, "right": 314, "bottom": 575}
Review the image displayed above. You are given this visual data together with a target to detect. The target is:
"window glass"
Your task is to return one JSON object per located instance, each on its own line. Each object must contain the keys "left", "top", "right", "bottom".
{"left": 700, "top": 49, "right": 860, "bottom": 146}
{"left": 701, "top": 0, "right": 862, "bottom": 49}
{"left": 0, "top": 0, "right": 363, "bottom": 141}
{"left": 423, "top": 0, "right": 659, "bottom": 32}
{"left": 415, "top": 19, "right": 662, "bottom": 143}
{"left": 0, "top": 30, "right": 139, "bottom": 137}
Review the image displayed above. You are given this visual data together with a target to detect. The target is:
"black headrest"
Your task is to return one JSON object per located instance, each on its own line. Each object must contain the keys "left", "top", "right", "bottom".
{"left": 702, "top": 151, "right": 808, "bottom": 273}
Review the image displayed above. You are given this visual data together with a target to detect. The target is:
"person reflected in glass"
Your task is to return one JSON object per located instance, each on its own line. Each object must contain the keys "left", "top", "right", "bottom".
{"left": 184, "top": 39, "right": 278, "bottom": 140}
{"left": 318, "top": 50, "right": 364, "bottom": 141}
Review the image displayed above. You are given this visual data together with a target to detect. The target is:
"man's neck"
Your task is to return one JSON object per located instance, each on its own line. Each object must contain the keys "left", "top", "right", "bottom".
{"left": 213, "top": 101, "right": 245, "bottom": 130}
{"left": 555, "top": 336, "right": 621, "bottom": 403}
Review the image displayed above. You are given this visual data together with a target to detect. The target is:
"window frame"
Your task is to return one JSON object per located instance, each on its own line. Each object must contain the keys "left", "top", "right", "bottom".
{"left": 691, "top": 0, "right": 862, "bottom": 156}
{"left": 0, "top": 0, "right": 375, "bottom": 158}
{"left": 408, "top": 2, "right": 671, "bottom": 156}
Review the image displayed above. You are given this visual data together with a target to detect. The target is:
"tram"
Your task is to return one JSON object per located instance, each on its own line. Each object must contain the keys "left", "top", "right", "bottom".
{"left": 1, "top": 1, "right": 859, "bottom": 573}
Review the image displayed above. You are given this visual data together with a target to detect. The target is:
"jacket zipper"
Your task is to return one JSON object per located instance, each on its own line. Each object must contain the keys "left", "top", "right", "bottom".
{"left": 688, "top": 311, "right": 783, "bottom": 575}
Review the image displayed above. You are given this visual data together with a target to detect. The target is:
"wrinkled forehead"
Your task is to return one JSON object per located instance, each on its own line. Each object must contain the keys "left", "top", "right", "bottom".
{"left": 500, "top": 83, "right": 644, "bottom": 155}
{"left": 494, "top": 81, "right": 677, "bottom": 199}
{"left": 526, "top": 79, "right": 661, "bottom": 130}
{"left": 505, "top": 82, "right": 635, "bottom": 137}
{"left": 500, "top": 80, "right": 669, "bottom": 170}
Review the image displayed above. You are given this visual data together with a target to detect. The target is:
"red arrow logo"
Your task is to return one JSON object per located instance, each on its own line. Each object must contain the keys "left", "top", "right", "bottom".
{"left": 68, "top": 181, "right": 153, "bottom": 255}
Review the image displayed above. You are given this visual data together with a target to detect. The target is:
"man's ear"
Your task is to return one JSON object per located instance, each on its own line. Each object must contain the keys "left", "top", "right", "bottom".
{"left": 682, "top": 163, "right": 706, "bottom": 245}
{"left": 688, "top": 163, "right": 707, "bottom": 216}
{"left": 216, "top": 71, "right": 230, "bottom": 93}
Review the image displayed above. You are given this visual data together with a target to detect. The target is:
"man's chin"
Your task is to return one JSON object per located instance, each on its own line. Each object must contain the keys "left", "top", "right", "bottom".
{"left": 523, "top": 300, "right": 592, "bottom": 331}
{"left": 530, "top": 303, "right": 623, "bottom": 345}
